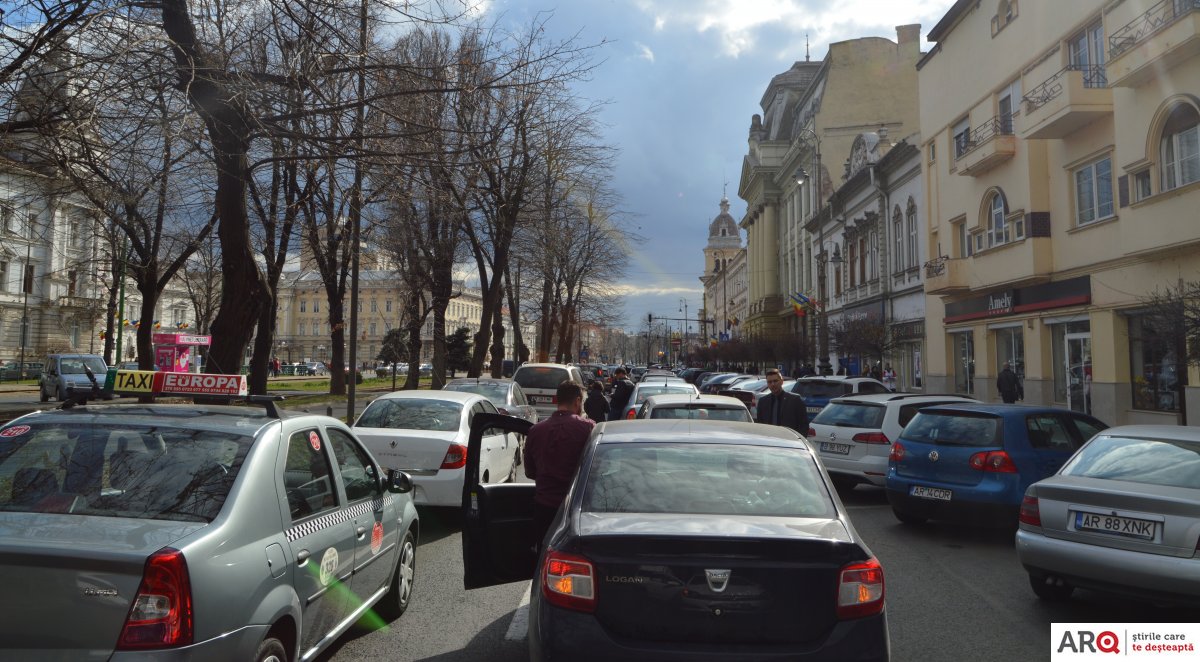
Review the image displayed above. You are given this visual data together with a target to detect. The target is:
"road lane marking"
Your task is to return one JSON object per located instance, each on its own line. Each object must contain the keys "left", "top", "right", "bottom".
{"left": 505, "top": 583, "right": 532, "bottom": 641}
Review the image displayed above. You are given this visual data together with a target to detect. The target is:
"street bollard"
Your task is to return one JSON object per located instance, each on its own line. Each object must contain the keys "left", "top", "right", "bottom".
{"left": 327, "top": 406, "right": 333, "bottom": 417}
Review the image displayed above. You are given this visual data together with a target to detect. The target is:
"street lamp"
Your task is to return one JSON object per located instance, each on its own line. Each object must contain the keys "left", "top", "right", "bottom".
{"left": 678, "top": 298, "right": 688, "bottom": 365}
{"left": 816, "top": 242, "right": 843, "bottom": 375}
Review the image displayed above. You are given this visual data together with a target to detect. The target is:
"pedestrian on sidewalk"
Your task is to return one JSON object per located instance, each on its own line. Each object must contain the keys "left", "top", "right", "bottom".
{"left": 608, "top": 367, "right": 635, "bottom": 420}
{"left": 584, "top": 381, "right": 608, "bottom": 422}
{"left": 756, "top": 368, "right": 808, "bottom": 435}
{"left": 997, "top": 362, "right": 1023, "bottom": 403}
{"left": 524, "top": 381, "right": 594, "bottom": 555}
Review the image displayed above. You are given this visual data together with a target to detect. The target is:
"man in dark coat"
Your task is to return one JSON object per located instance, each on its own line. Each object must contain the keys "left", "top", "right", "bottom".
{"left": 608, "top": 367, "right": 635, "bottom": 420}
{"left": 997, "top": 362, "right": 1023, "bottom": 403}
{"left": 584, "top": 381, "right": 608, "bottom": 422}
{"left": 755, "top": 368, "right": 809, "bottom": 434}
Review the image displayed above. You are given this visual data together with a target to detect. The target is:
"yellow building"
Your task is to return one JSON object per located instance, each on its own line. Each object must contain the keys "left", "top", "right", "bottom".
{"left": 920, "top": 0, "right": 1200, "bottom": 423}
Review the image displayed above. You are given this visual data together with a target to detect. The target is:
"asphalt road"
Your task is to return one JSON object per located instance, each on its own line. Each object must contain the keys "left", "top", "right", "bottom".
{"left": 323, "top": 484, "right": 1200, "bottom": 662}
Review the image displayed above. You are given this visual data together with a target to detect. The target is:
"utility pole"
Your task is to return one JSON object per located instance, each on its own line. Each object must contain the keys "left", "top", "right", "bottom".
{"left": 17, "top": 239, "right": 32, "bottom": 381}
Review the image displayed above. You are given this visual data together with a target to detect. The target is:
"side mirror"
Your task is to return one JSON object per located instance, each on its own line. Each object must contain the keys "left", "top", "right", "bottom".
{"left": 386, "top": 468, "right": 413, "bottom": 494}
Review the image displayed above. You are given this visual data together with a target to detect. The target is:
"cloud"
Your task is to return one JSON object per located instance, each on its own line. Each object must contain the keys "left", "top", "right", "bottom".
{"left": 611, "top": 284, "right": 704, "bottom": 296}
{"left": 630, "top": 0, "right": 950, "bottom": 59}
{"left": 635, "top": 42, "right": 656, "bottom": 63}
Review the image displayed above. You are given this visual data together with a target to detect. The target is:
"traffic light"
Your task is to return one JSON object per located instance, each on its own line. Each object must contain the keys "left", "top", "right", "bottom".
{"left": 648, "top": 313, "right": 653, "bottom": 325}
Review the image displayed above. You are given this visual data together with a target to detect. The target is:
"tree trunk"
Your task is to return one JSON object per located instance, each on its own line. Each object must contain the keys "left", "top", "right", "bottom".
{"left": 137, "top": 291, "right": 158, "bottom": 370}
{"left": 403, "top": 294, "right": 423, "bottom": 390}
{"left": 329, "top": 301, "right": 347, "bottom": 395}
{"left": 504, "top": 262, "right": 527, "bottom": 365}
{"left": 248, "top": 292, "right": 276, "bottom": 395}
{"left": 537, "top": 275, "right": 553, "bottom": 362}
{"left": 490, "top": 303, "right": 506, "bottom": 377}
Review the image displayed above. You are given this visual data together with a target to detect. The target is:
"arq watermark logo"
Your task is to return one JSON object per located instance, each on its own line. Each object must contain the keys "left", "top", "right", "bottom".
{"left": 1057, "top": 630, "right": 1120, "bottom": 655}
{"left": 1052, "top": 624, "right": 1200, "bottom": 661}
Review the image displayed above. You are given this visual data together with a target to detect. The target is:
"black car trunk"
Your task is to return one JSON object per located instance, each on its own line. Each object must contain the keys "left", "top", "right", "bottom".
{"left": 573, "top": 534, "right": 864, "bottom": 645}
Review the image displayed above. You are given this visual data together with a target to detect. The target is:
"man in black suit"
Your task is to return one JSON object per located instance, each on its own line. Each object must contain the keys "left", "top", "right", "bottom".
{"left": 756, "top": 368, "right": 809, "bottom": 434}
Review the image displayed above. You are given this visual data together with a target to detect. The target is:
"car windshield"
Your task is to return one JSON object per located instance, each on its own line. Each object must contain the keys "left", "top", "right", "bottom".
{"left": 356, "top": 398, "right": 462, "bottom": 432}
{"left": 793, "top": 381, "right": 851, "bottom": 399}
{"left": 902, "top": 412, "right": 1001, "bottom": 447}
{"left": 649, "top": 405, "right": 750, "bottom": 422}
{"left": 0, "top": 423, "right": 251, "bottom": 522}
{"left": 513, "top": 367, "right": 569, "bottom": 390}
{"left": 444, "top": 382, "right": 508, "bottom": 404}
{"left": 813, "top": 402, "right": 886, "bottom": 428}
{"left": 583, "top": 442, "right": 833, "bottom": 518}
{"left": 634, "top": 384, "right": 695, "bottom": 404}
{"left": 1060, "top": 435, "right": 1200, "bottom": 489}
{"left": 60, "top": 357, "right": 107, "bottom": 374}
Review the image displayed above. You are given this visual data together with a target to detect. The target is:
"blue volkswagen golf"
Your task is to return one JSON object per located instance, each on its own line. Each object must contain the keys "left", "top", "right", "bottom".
{"left": 885, "top": 404, "right": 1107, "bottom": 527}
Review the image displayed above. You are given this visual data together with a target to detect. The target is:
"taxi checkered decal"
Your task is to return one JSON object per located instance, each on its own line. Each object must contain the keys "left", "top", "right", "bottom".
{"left": 285, "top": 495, "right": 393, "bottom": 541}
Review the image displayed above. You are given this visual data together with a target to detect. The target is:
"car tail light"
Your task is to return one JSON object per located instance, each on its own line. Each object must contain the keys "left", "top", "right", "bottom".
{"left": 852, "top": 432, "right": 891, "bottom": 444}
{"left": 440, "top": 444, "right": 467, "bottom": 470}
{"left": 837, "top": 558, "right": 884, "bottom": 619}
{"left": 806, "top": 427, "right": 816, "bottom": 437}
{"left": 888, "top": 442, "right": 906, "bottom": 462}
{"left": 542, "top": 550, "right": 595, "bottom": 613}
{"left": 1019, "top": 494, "right": 1041, "bottom": 527}
{"left": 969, "top": 450, "right": 1018, "bottom": 473}
{"left": 625, "top": 409, "right": 636, "bottom": 420}
{"left": 117, "top": 548, "right": 193, "bottom": 649}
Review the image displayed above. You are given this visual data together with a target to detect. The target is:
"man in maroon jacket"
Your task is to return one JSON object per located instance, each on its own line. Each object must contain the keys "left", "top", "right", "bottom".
{"left": 523, "top": 380, "right": 594, "bottom": 553}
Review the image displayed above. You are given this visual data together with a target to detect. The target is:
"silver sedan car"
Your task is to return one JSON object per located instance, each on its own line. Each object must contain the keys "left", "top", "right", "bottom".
{"left": 442, "top": 377, "right": 539, "bottom": 424}
{"left": 1016, "top": 424, "right": 1200, "bottom": 605}
{"left": 0, "top": 399, "right": 418, "bottom": 661}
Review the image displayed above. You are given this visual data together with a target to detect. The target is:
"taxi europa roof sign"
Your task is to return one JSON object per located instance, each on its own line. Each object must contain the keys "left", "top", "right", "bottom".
{"left": 105, "top": 370, "right": 249, "bottom": 397}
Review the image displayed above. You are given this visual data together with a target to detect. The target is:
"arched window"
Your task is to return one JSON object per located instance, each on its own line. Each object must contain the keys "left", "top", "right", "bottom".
{"left": 906, "top": 198, "right": 918, "bottom": 269}
{"left": 986, "top": 190, "right": 1008, "bottom": 248}
{"left": 720, "top": 228, "right": 727, "bottom": 237}
{"left": 1161, "top": 103, "right": 1200, "bottom": 192}
{"left": 892, "top": 206, "right": 904, "bottom": 273}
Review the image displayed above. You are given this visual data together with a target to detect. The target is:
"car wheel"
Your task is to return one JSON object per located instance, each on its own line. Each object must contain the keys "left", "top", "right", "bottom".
{"left": 254, "top": 635, "right": 287, "bottom": 662}
{"left": 376, "top": 529, "right": 416, "bottom": 620}
{"left": 1029, "top": 574, "right": 1074, "bottom": 601}
{"left": 892, "top": 507, "right": 927, "bottom": 525}
{"left": 56, "top": 386, "right": 66, "bottom": 402}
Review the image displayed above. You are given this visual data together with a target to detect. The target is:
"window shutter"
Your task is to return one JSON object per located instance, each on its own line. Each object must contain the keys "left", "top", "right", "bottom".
{"left": 1118, "top": 175, "right": 1129, "bottom": 208}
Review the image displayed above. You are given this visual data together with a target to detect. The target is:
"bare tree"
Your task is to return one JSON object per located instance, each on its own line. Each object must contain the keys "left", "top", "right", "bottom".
{"left": 179, "top": 233, "right": 221, "bottom": 336}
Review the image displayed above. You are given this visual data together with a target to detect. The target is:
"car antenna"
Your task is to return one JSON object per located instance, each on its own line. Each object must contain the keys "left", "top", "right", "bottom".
{"left": 246, "top": 394, "right": 285, "bottom": 419}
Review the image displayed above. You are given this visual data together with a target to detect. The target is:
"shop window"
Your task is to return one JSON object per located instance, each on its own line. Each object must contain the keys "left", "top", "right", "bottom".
{"left": 953, "top": 332, "right": 975, "bottom": 395}
{"left": 1051, "top": 321, "right": 1090, "bottom": 403}
{"left": 996, "top": 326, "right": 1025, "bottom": 385}
{"left": 1128, "top": 314, "right": 1182, "bottom": 412}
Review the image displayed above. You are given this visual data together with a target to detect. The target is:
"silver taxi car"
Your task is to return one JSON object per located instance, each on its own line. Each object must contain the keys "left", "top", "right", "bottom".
{"left": 0, "top": 371, "right": 419, "bottom": 661}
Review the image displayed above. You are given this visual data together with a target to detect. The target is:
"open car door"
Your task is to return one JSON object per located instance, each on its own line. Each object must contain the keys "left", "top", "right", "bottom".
{"left": 463, "top": 412, "right": 535, "bottom": 589}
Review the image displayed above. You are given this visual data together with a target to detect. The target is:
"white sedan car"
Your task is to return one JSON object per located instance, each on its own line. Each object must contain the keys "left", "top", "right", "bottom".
{"left": 636, "top": 393, "right": 752, "bottom": 422}
{"left": 353, "top": 391, "right": 520, "bottom": 506}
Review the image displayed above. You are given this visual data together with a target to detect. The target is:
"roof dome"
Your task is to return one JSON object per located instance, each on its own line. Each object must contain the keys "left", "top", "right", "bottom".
{"left": 708, "top": 196, "right": 740, "bottom": 241}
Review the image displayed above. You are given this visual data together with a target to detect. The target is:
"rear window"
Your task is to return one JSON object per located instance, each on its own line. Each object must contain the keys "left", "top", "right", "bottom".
{"left": 59, "top": 357, "right": 107, "bottom": 374}
{"left": 356, "top": 398, "right": 462, "bottom": 431}
{"left": 583, "top": 443, "right": 833, "bottom": 518}
{"left": 648, "top": 405, "right": 751, "bottom": 422}
{"left": 812, "top": 402, "right": 885, "bottom": 428}
{"left": 0, "top": 423, "right": 250, "bottom": 522}
{"left": 1061, "top": 435, "right": 1200, "bottom": 489}
{"left": 792, "top": 381, "right": 851, "bottom": 399}
{"left": 513, "top": 367, "right": 570, "bottom": 391}
{"left": 902, "top": 412, "right": 1002, "bottom": 447}
{"left": 444, "top": 382, "right": 508, "bottom": 404}
{"left": 633, "top": 385, "right": 695, "bottom": 404}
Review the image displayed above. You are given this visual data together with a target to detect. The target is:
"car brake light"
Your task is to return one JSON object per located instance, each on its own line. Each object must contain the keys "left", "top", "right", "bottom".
{"left": 969, "top": 450, "right": 1018, "bottom": 473}
{"left": 806, "top": 427, "right": 816, "bottom": 437}
{"left": 440, "top": 444, "right": 467, "bottom": 470}
{"left": 626, "top": 409, "right": 636, "bottom": 419}
{"left": 837, "top": 558, "right": 884, "bottom": 619}
{"left": 542, "top": 550, "right": 595, "bottom": 613}
{"left": 888, "top": 442, "right": 905, "bottom": 462}
{"left": 852, "top": 432, "right": 891, "bottom": 444}
{"left": 117, "top": 548, "right": 193, "bottom": 649}
{"left": 1019, "top": 495, "right": 1041, "bottom": 527}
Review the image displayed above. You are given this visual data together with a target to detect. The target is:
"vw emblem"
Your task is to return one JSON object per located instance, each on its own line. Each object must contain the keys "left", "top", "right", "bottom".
{"left": 928, "top": 450, "right": 939, "bottom": 462}
{"left": 705, "top": 569, "right": 731, "bottom": 593}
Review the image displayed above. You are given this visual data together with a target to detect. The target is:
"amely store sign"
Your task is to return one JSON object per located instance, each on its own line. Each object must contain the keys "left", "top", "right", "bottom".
{"left": 944, "top": 276, "right": 1090, "bottom": 324}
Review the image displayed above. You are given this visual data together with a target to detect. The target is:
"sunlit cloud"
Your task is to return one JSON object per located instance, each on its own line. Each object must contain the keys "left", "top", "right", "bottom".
{"left": 635, "top": 42, "right": 655, "bottom": 63}
{"left": 630, "top": 0, "right": 950, "bottom": 59}
{"left": 612, "top": 284, "right": 704, "bottom": 296}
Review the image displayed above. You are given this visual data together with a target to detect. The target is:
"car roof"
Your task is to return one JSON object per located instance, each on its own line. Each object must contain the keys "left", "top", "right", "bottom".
{"left": 516, "top": 362, "right": 575, "bottom": 369}
{"left": 1092, "top": 425, "right": 1200, "bottom": 442}
{"left": 828, "top": 393, "right": 978, "bottom": 405}
{"left": 445, "top": 378, "right": 513, "bottom": 385}
{"left": 643, "top": 393, "right": 746, "bottom": 407}
{"left": 595, "top": 419, "right": 806, "bottom": 447}
{"left": 17, "top": 403, "right": 287, "bottom": 433}
{"left": 913, "top": 402, "right": 1084, "bottom": 416}
{"left": 372, "top": 390, "right": 482, "bottom": 403}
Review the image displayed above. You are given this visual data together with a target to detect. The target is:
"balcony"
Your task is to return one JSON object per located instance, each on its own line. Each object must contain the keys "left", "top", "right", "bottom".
{"left": 971, "top": 237, "right": 1053, "bottom": 290}
{"left": 955, "top": 116, "right": 1017, "bottom": 176}
{"left": 57, "top": 295, "right": 104, "bottom": 310}
{"left": 1021, "top": 65, "right": 1112, "bottom": 139}
{"left": 924, "top": 256, "right": 970, "bottom": 294}
{"left": 1107, "top": 0, "right": 1200, "bottom": 88}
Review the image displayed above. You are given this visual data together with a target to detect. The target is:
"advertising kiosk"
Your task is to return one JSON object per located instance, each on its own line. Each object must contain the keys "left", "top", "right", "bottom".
{"left": 153, "top": 332, "right": 212, "bottom": 373}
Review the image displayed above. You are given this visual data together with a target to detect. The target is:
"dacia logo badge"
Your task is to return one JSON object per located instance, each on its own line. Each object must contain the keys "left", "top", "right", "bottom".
{"left": 705, "top": 568, "right": 731, "bottom": 593}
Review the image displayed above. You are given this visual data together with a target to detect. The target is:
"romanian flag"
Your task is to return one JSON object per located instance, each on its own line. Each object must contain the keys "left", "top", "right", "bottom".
{"left": 790, "top": 293, "right": 808, "bottom": 317}
{"left": 709, "top": 336, "right": 718, "bottom": 347}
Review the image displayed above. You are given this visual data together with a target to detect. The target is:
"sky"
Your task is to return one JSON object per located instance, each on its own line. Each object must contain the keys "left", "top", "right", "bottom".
{"left": 477, "top": 0, "right": 957, "bottom": 333}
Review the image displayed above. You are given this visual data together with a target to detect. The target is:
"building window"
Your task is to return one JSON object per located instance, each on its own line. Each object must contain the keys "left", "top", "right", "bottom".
{"left": 1161, "top": 104, "right": 1199, "bottom": 192}
{"left": 70, "top": 321, "right": 80, "bottom": 349}
{"left": 858, "top": 237, "right": 867, "bottom": 284}
{"left": 998, "top": 79, "right": 1019, "bottom": 135}
{"left": 0, "top": 203, "right": 13, "bottom": 233}
{"left": 906, "top": 199, "right": 918, "bottom": 268}
{"left": 1128, "top": 314, "right": 1182, "bottom": 412}
{"left": 1133, "top": 169, "right": 1152, "bottom": 201}
{"left": 928, "top": 142, "right": 936, "bottom": 164}
{"left": 956, "top": 221, "right": 973, "bottom": 258}
{"left": 370, "top": 299, "right": 378, "bottom": 313}
{"left": 868, "top": 231, "right": 877, "bottom": 280}
{"left": 386, "top": 299, "right": 392, "bottom": 313}
{"left": 369, "top": 322, "right": 377, "bottom": 336}
{"left": 1075, "top": 156, "right": 1114, "bottom": 225}
{"left": 67, "top": 270, "right": 77, "bottom": 297}
{"left": 848, "top": 242, "right": 857, "bottom": 288}
{"left": 299, "top": 322, "right": 306, "bottom": 336}
{"left": 1069, "top": 20, "right": 1106, "bottom": 86}
{"left": 0, "top": 262, "right": 6, "bottom": 292}
{"left": 300, "top": 300, "right": 306, "bottom": 313}
{"left": 953, "top": 116, "right": 972, "bottom": 158}
{"left": 987, "top": 191, "right": 1008, "bottom": 247}
{"left": 22, "top": 264, "right": 34, "bottom": 294}
{"left": 313, "top": 299, "right": 319, "bottom": 313}
{"left": 953, "top": 332, "right": 975, "bottom": 395}
{"left": 892, "top": 207, "right": 904, "bottom": 272}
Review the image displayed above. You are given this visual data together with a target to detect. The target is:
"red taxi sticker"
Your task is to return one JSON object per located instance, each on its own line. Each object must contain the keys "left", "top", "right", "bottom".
{"left": 0, "top": 425, "right": 30, "bottom": 438}
{"left": 309, "top": 431, "right": 321, "bottom": 452}
{"left": 371, "top": 522, "right": 384, "bottom": 555}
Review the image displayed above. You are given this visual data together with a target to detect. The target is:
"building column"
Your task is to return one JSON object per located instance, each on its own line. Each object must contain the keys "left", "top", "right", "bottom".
{"left": 763, "top": 203, "right": 780, "bottom": 298}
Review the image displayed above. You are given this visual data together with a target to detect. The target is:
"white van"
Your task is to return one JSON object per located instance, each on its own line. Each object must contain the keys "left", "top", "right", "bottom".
{"left": 511, "top": 363, "right": 585, "bottom": 417}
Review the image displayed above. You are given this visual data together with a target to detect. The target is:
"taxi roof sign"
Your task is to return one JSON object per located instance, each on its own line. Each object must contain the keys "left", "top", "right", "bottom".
{"left": 107, "top": 370, "right": 248, "bottom": 397}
